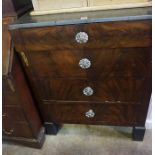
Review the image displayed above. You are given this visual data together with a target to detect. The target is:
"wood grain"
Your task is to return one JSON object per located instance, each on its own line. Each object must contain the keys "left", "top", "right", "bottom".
{"left": 3, "top": 0, "right": 45, "bottom": 147}
{"left": 2, "top": 53, "right": 45, "bottom": 147}
{"left": 3, "top": 106, "right": 27, "bottom": 122}
{"left": 13, "top": 20, "right": 152, "bottom": 51}
{"left": 25, "top": 47, "right": 151, "bottom": 78}
{"left": 29, "top": 77, "right": 151, "bottom": 105}
{"left": 40, "top": 102, "right": 148, "bottom": 126}
{"left": 3, "top": 119, "right": 33, "bottom": 138}
{"left": 10, "top": 19, "right": 152, "bottom": 130}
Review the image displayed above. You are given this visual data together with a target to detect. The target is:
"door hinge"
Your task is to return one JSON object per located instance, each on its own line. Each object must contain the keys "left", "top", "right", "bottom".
{"left": 20, "top": 52, "right": 29, "bottom": 67}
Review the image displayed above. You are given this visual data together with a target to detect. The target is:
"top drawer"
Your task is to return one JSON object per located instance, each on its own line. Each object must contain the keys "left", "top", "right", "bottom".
{"left": 17, "top": 20, "right": 152, "bottom": 51}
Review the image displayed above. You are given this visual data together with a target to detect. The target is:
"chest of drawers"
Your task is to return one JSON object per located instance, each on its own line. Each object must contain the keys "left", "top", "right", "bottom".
{"left": 2, "top": 50, "right": 45, "bottom": 148}
{"left": 2, "top": 0, "right": 45, "bottom": 148}
{"left": 10, "top": 7, "right": 152, "bottom": 141}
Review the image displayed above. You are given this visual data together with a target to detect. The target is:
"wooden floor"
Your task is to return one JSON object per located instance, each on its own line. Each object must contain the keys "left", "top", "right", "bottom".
{"left": 3, "top": 124, "right": 152, "bottom": 155}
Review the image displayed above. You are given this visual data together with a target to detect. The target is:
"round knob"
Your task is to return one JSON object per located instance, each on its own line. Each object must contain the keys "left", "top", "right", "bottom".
{"left": 85, "top": 109, "right": 95, "bottom": 118}
{"left": 83, "top": 87, "right": 94, "bottom": 96}
{"left": 79, "top": 58, "right": 91, "bottom": 69}
{"left": 75, "top": 32, "right": 88, "bottom": 44}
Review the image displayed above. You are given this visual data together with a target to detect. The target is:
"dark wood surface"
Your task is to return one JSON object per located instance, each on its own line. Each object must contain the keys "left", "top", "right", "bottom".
{"left": 40, "top": 102, "right": 148, "bottom": 126}
{"left": 2, "top": 1, "right": 45, "bottom": 147}
{"left": 24, "top": 47, "right": 151, "bottom": 78}
{"left": 11, "top": 54, "right": 43, "bottom": 138}
{"left": 2, "top": 17, "right": 15, "bottom": 75}
{"left": 10, "top": 18, "right": 152, "bottom": 141}
{"left": 3, "top": 119, "right": 33, "bottom": 138}
{"left": 2, "top": 53, "right": 45, "bottom": 148}
{"left": 13, "top": 20, "right": 152, "bottom": 52}
{"left": 3, "top": 76, "right": 20, "bottom": 105}
{"left": 3, "top": 127, "right": 45, "bottom": 148}
{"left": 29, "top": 77, "right": 151, "bottom": 104}
{"left": 3, "top": 106, "right": 27, "bottom": 122}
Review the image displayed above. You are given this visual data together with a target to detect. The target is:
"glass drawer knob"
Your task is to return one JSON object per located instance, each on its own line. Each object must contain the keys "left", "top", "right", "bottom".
{"left": 79, "top": 58, "right": 91, "bottom": 69}
{"left": 75, "top": 32, "right": 88, "bottom": 44}
{"left": 83, "top": 87, "right": 94, "bottom": 96}
{"left": 85, "top": 109, "right": 95, "bottom": 118}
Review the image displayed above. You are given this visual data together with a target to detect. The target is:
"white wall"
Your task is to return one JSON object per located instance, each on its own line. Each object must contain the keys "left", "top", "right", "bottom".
{"left": 145, "top": 97, "right": 152, "bottom": 129}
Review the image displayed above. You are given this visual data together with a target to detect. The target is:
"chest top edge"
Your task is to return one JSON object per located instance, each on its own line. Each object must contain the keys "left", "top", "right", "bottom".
{"left": 9, "top": 7, "right": 152, "bottom": 30}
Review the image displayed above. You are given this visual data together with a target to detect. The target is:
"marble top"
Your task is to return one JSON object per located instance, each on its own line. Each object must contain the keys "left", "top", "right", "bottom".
{"left": 9, "top": 7, "right": 152, "bottom": 30}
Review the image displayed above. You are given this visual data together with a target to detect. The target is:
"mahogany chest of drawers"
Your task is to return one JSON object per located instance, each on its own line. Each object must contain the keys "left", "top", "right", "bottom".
{"left": 10, "top": 7, "right": 152, "bottom": 141}
{"left": 2, "top": 0, "right": 45, "bottom": 148}
{"left": 2, "top": 53, "right": 45, "bottom": 148}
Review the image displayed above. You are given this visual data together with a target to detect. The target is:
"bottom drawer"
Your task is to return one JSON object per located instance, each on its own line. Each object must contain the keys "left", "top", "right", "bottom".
{"left": 41, "top": 101, "right": 148, "bottom": 126}
{"left": 3, "top": 120, "right": 33, "bottom": 138}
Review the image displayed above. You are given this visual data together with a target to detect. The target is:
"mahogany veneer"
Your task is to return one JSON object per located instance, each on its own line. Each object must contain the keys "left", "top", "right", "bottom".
{"left": 41, "top": 102, "right": 148, "bottom": 126}
{"left": 13, "top": 20, "right": 151, "bottom": 51}
{"left": 10, "top": 14, "right": 152, "bottom": 141}
{"left": 2, "top": 0, "right": 45, "bottom": 148}
{"left": 24, "top": 47, "right": 151, "bottom": 78}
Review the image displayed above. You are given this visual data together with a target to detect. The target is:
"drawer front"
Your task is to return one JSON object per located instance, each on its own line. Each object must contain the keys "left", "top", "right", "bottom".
{"left": 2, "top": 119, "right": 33, "bottom": 138}
{"left": 32, "top": 77, "right": 151, "bottom": 104}
{"left": 26, "top": 47, "right": 151, "bottom": 78}
{"left": 41, "top": 102, "right": 148, "bottom": 126}
{"left": 19, "top": 20, "right": 151, "bottom": 51}
{"left": 3, "top": 106, "right": 27, "bottom": 122}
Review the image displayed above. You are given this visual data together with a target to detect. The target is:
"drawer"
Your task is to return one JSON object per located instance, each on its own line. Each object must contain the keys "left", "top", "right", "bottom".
{"left": 2, "top": 119, "right": 33, "bottom": 138}
{"left": 33, "top": 77, "right": 151, "bottom": 104}
{"left": 41, "top": 102, "right": 148, "bottom": 126}
{"left": 3, "top": 106, "right": 27, "bottom": 122}
{"left": 26, "top": 47, "right": 151, "bottom": 78}
{"left": 18, "top": 20, "right": 151, "bottom": 51}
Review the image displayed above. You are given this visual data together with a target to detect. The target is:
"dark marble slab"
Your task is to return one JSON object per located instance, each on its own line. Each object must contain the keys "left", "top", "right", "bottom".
{"left": 9, "top": 7, "right": 152, "bottom": 30}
